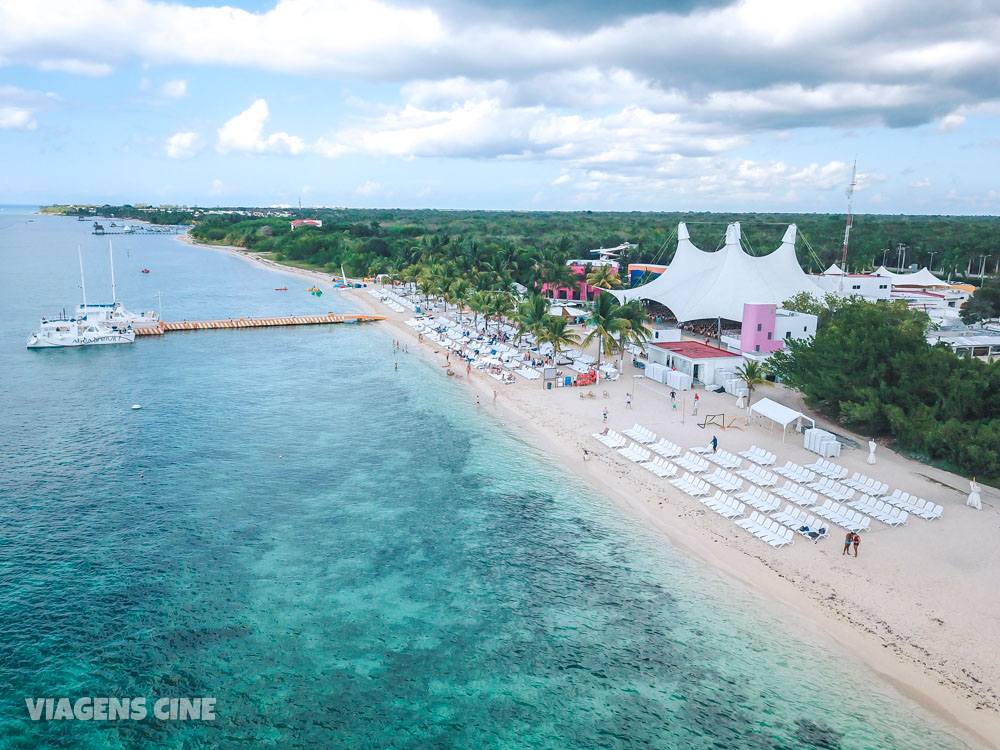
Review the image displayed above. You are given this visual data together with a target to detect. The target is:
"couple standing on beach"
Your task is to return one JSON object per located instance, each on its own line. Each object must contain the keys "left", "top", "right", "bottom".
{"left": 843, "top": 532, "right": 861, "bottom": 557}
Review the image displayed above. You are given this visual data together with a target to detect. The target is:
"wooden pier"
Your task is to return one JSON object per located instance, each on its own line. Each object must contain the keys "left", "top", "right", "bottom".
{"left": 133, "top": 313, "right": 385, "bottom": 336}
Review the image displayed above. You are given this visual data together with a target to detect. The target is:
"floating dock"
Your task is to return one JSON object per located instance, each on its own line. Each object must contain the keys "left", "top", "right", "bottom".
{"left": 133, "top": 313, "right": 385, "bottom": 336}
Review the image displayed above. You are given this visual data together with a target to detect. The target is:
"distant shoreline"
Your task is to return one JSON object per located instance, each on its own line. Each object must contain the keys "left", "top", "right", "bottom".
{"left": 178, "top": 231, "right": 1000, "bottom": 750}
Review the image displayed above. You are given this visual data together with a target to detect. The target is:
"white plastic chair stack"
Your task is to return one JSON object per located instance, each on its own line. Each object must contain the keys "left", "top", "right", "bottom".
{"left": 804, "top": 428, "right": 841, "bottom": 458}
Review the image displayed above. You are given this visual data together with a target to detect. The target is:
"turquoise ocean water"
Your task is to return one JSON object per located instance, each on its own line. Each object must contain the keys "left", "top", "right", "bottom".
{"left": 0, "top": 208, "right": 975, "bottom": 748}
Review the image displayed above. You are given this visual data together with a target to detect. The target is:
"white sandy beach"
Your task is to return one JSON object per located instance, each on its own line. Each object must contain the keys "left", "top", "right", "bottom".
{"left": 182, "top": 234, "right": 1000, "bottom": 749}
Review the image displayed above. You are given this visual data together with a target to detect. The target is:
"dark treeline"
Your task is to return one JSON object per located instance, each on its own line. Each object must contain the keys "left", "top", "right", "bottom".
{"left": 175, "top": 208, "right": 1000, "bottom": 284}
{"left": 45, "top": 204, "right": 1000, "bottom": 284}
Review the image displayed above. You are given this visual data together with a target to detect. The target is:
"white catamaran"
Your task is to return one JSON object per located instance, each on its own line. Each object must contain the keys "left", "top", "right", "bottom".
{"left": 26, "top": 244, "right": 139, "bottom": 349}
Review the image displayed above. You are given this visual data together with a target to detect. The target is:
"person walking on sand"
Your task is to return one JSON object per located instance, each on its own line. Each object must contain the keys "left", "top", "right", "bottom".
{"left": 467, "top": 361, "right": 472, "bottom": 376}
{"left": 603, "top": 407, "right": 608, "bottom": 424}
{"left": 693, "top": 394, "right": 699, "bottom": 417}
{"left": 583, "top": 449, "right": 591, "bottom": 462}
{"left": 852, "top": 532, "right": 861, "bottom": 557}
{"left": 711, "top": 435, "right": 718, "bottom": 452}
{"left": 843, "top": 531, "right": 854, "bottom": 555}
{"left": 493, "top": 390, "right": 497, "bottom": 405}
{"left": 626, "top": 392, "right": 632, "bottom": 409}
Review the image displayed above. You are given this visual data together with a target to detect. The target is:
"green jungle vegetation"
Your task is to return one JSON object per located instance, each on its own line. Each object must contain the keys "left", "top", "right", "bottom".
{"left": 46, "top": 204, "right": 999, "bottom": 288}
{"left": 773, "top": 296, "right": 1000, "bottom": 482}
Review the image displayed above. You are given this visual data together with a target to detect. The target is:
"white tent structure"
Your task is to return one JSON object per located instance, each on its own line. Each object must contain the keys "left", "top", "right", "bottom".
{"left": 611, "top": 223, "right": 824, "bottom": 322}
{"left": 823, "top": 262, "right": 844, "bottom": 275}
{"left": 874, "top": 266, "right": 948, "bottom": 287}
{"left": 748, "top": 397, "right": 815, "bottom": 441}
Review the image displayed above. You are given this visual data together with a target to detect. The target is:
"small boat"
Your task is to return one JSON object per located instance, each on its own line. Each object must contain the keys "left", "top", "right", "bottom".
{"left": 141, "top": 268, "right": 150, "bottom": 274}
{"left": 275, "top": 287, "right": 288, "bottom": 291}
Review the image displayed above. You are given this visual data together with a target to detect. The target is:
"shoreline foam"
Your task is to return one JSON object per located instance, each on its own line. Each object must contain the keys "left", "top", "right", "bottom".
{"left": 178, "top": 232, "right": 1000, "bottom": 749}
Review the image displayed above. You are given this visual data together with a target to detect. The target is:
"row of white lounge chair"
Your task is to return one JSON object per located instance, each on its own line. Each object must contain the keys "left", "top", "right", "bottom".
{"left": 842, "top": 472, "right": 889, "bottom": 497}
{"left": 592, "top": 428, "right": 945, "bottom": 537}
{"left": 885, "top": 490, "right": 943, "bottom": 520}
{"left": 739, "top": 445, "right": 777, "bottom": 466}
{"left": 736, "top": 512, "right": 796, "bottom": 547}
{"left": 804, "top": 458, "right": 848, "bottom": 480}
{"left": 774, "top": 462, "right": 817, "bottom": 484}
{"left": 849, "top": 496, "right": 908, "bottom": 526}
{"left": 736, "top": 465, "right": 778, "bottom": 488}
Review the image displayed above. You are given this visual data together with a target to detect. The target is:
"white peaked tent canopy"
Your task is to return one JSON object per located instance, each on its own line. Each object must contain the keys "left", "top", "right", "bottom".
{"left": 874, "top": 266, "right": 948, "bottom": 287}
{"left": 823, "top": 262, "right": 843, "bottom": 275}
{"left": 748, "top": 397, "right": 815, "bottom": 441}
{"left": 610, "top": 223, "right": 825, "bottom": 322}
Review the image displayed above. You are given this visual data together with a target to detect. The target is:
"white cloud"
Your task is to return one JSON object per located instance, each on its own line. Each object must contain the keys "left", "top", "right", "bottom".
{"left": 165, "top": 130, "right": 200, "bottom": 159}
{"left": 0, "top": 106, "right": 36, "bottom": 130}
{"left": 938, "top": 113, "right": 965, "bottom": 133}
{"left": 0, "top": 85, "right": 60, "bottom": 130}
{"left": 37, "top": 58, "right": 111, "bottom": 76}
{"left": 161, "top": 80, "right": 187, "bottom": 99}
{"left": 209, "top": 178, "right": 225, "bottom": 195}
{"left": 909, "top": 177, "right": 931, "bottom": 189}
{"left": 216, "top": 99, "right": 307, "bottom": 156}
{"left": 553, "top": 173, "right": 571, "bottom": 185}
{"left": 355, "top": 180, "right": 380, "bottom": 196}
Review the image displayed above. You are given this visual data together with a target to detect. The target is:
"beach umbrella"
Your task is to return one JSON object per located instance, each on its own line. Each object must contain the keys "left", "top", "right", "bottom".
{"left": 867, "top": 441, "right": 877, "bottom": 465}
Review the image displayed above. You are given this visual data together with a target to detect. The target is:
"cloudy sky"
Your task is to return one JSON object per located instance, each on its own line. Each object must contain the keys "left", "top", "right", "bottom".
{"left": 1, "top": 0, "right": 998, "bottom": 212}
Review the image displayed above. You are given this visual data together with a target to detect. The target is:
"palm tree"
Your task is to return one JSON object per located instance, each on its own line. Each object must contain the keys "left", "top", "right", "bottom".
{"left": 586, "top": 264, "right": 622, "bottom": 290}
{"left": 582, "top": 292, "right": 626, "bottom": 369}
{"left": 516, "top": 294, "right": 549, "bottom": 341}
{"left": 487, "top": 290, "right": 516, "bottom": 334}
{"left": 448, "top": 278, "right": 472, "bottom": 321}
{"left": 734, "top": 360, "right": 771, "bottom": 405}
{"left": 539, "top": 316, "right": 581, "bottom": 367}
{"left": 467, "top": 290, "right": 492, "bottom": 330}
{"left": 616, "top": 299, "right": 652, "bottom": 366}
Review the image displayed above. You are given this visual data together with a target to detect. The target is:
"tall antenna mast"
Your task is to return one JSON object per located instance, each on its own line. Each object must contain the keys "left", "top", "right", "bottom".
{"left": 109, "top": 240, "right": 117, "bottom": 303}
{"left": 838, "top": 159, "right": 857, "bottom": 294}
{"left": 78, "top": 245, "right": 88, "bottom": 312}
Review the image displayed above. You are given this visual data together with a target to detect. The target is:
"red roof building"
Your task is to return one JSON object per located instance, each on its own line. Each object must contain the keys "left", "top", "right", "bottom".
{"left": 290, "top": 219, "right": 322, "bottom": 230}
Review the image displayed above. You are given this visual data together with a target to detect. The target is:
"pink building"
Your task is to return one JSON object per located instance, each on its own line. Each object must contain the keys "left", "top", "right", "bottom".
{"left": 741, "top": 303, "right": 783, "bottom": 355}
{"left": 543, "top": 261, "right": 619, "bottom": 301}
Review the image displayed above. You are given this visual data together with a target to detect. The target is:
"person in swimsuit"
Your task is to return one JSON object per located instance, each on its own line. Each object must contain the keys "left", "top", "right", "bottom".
{"left": 843, "top": 531, "right": 854, "bottom": 555}
{"left": 852, "top": 532, "right": 861, "bottom": 557}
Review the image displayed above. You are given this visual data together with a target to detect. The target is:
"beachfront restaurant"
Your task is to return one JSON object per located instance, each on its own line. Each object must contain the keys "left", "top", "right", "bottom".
{"left": 647, "top": 341, "right": 745, "bottom": 386}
